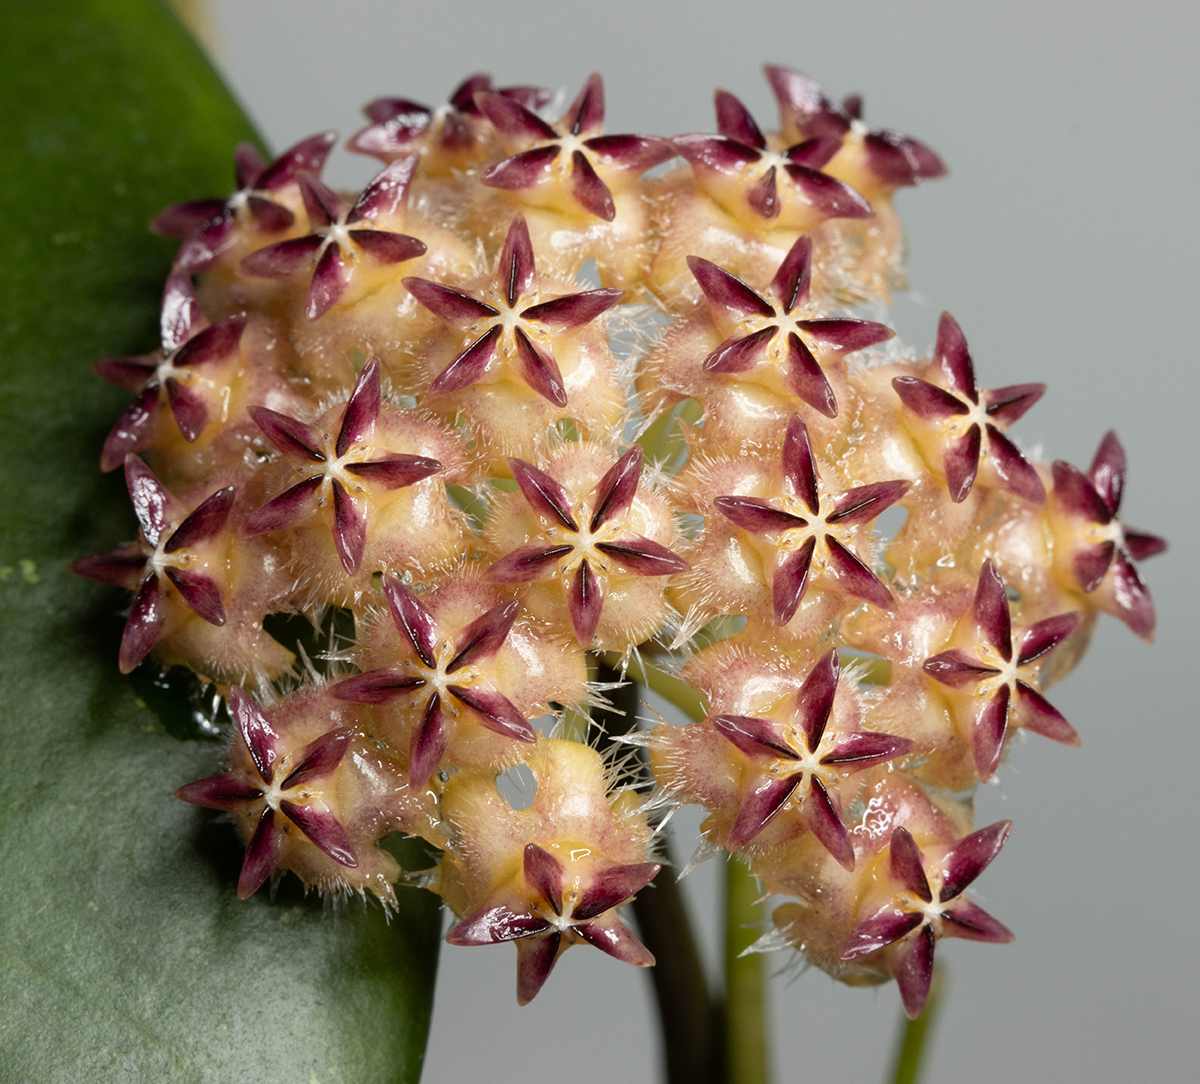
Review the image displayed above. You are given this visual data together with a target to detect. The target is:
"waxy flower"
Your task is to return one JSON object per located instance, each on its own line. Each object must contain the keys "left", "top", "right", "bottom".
{"left": 244, "top": 359, "right": 441, "bottom": 573}
{"left": 1051, "top": 430, "right": 1166, "bottom": 640}
{"left": 95, "top": 274, "right": 245, "bottom": 470}
{"left": 689, "top": 234, "right": 893, "bottom": 416}
{"left": 241, "top": 159, "right": 427, "bottom": 319}
{"left": 712, "top": 648, "right": 912, "bottom": 863}
{"left": 841, "top": 822, "right": 1013, "bottom": 1018}
{"left": 152, "top": 131, "right": 337, "bottom": 271}
{"left": 714, "top": 415, "right": 909, "bottom": 622}
{"left": 923, "top": 560, "right": 1080, "bottom": 780}
{"left": 893, "top": 312, "right": 1045, "bottom": 504}
{"left": 71, "top": 456, "right": 234, "bottom": 672}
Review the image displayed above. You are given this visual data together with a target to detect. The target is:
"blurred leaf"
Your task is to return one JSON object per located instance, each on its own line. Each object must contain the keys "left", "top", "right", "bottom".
{"left": 0, "top": 2, "right": 441, "bottom": 1081}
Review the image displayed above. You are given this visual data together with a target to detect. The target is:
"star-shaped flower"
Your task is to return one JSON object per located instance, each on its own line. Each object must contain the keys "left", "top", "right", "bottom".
{"left": 71, "top": 456, "right": 234, "bottom": 673}
{"left": 840, "top": 822, "right": 1013, "bottom": 1019}
{"left": 404, "top": 215, "right": 622, "bottom": 406}
{"left": 892, "top": 312, "right": 1046, "bottom": 504}
{"left": 1051, "top": 430, "right": 1166, "bottom": 640}
{"left": 688, "top": 234, "right": 893, "bottom": 417}
{"left": 672, "top": 89, "right": 873, "bottom": 228}
{"left": 485, "top": 446, "right": 686, "bottom": 646}
{"left": 175, "top": 687, "right": 358, "bottom": 899}
{"left": 714, "top": 415, "right": 910, "bottom": 623}
{"left": 712, "top": 648, "right": 912, "bottom": 864}
{"left": 349, "top": 74, "right": 550, "bottom": 172}
{"left": 243, "top": 359, "right": 442, "bottom": 573}
{"left": 923, "top": 559, "right": 1080, "bottom": 780}
{"left": 152, "top": 131, "right": 337, "bottom": 272}
{"left": 477, "top": 72, "right": 673, "bottom": 221}
{"left": 240, "top": 159, "right": 427, "bottom": 320}
{"left": 332, "top": 578, "right": 536, "bottom": 788}
{"left": 446, "top": 841, "right": 658, "bottom": 1004}
{"left": 94, "top": 274, "right": 246, "bottom": 471}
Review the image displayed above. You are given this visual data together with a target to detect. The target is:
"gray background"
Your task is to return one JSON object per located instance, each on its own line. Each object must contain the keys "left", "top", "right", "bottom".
{"left": 203, "top": 2, "right": 1198, "bottom": 1081}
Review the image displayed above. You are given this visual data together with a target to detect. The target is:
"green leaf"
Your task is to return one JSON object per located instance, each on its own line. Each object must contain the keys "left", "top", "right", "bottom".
{"left": 0, "top": 3, "right": 441, "bottom": 1081}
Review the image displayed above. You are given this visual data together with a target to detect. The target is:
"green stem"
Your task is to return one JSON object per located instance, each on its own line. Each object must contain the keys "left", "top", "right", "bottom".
{"left": 724, "top": 855, "right": 772, "bottom": 1084}
{"left": 887, "top": 969, "right": 945, "bottom": 1084}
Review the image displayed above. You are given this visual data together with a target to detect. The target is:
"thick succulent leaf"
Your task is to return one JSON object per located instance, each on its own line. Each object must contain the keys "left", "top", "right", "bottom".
{"left": 0, "top": 4, "right": 439, "bottom": 1081}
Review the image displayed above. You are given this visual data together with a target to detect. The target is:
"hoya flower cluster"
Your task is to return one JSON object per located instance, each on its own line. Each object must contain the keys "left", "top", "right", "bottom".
{"left": 74, "top": 66, "right": 1164, "bottom": 1018}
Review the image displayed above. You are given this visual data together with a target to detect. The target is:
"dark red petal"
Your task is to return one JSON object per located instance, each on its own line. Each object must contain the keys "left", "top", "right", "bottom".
{"left": 447, "top": 599, "right": 520, "bottom": 673}
{"left": 784, "top": 135, "right": 841, "bottom": 170}
{"left": 1088, "top": 430, "right": 1126, "bottom": 515}
{"left": 256, "top": 130, "right": 338, "bottom": 192}
{"left": 985, "top": 382, "right": 1045, "bottom": 426}
{"left": 582, "top": 134, "right": 673, "bottom": 173}
{"left": 565, "top": 72, "right": 605, "bottom": 135}
{"left": 784, "top": 333, "right": 837, "bottom": 417}
{"left": 782, "top": 164, "right": 873, "bottom": 219}
{"left": 934, "top": 312, "right": 976, "bottom": 402}
{"left": 773, "top": 535, "right": 816, "bottom": 624}
{"left": 245, "top": 195, "right": 294, "bottom": 233}
{"left": 574, "top": 863, "right": 661, "bottom": 922}
{"left": 485, "top": 544, "right": 573, "bottom": 583}
{"left": 408, "top": 693, "right": 452, "bottom": 790}
{"left": 306, "top": 243, "right": 349, "bottom": 321}
{"left": 589, "top": 446, "right": 643, "bottom": 532}
{"left": 512, "top": 326, "right": 568, "bottom": 405}
{"left": 712, "top": 714, "right": 798, "bottom": 761}
{"left": 1074, "top": 541, "right": 1117, "bottom": 594}
{"left": 828, "top": 480, "right": 910, "bottom": 526}
{"left": 382, "top": 578, "right": 439, "bottom": 668}
{"left": 249, "top": 406, "right": 325, "bottom": 461}
{"left": 516, "top": 933, "right": 562, "bottom": 1005}
{"left": 1051, "top": 460, "right": 1111, "bottom": 524}
{"left": 569, "top": 559, "right": 604, "bottom": 646}
{"left": 794, "top": 648, "right": 840, "bottom": 752}
{"left": 349, "top": 229, "right": 427, "bottom": 266}
{"left": 173, "top": 215, "right": 238, "bottom": 273}
{"left": 509, "top": 458, "right": 579, "bottom": 530}
{"left": 806, "top": 776, "right": 854, "bottom": 870}
{"left": 242, "top": 476, "right": 323, "bottom": 535}
{"left": 714, "top": 495, "right": 807, "bottom": 534}
{"left": 173, "top": 314, "right": 246, "bottom": 369}
{"left": 797, "top": 318, "right": 894, "bottom": 354}
{"left": 972, "top": 685, "right": 1011, "bottom": 781}
{"left": 825, "top": 536, "right": 894, "bottom": 609}
{"left": 986, "top": 425, "right": 1046, "bottom": 505}
{"left": 770, "top": 234, "right": 812, "bottom": 313}
{"left": 237, "top": 809, "right": 285, "bottom": 899}
{"left": 941, "top": 899, "right": 1014, "bottom": 944}
{"left": 727, "top": 774, "right": 801, "bottom": 851}
{"left": 746, "top": 164, "right": 780, "bottom": 220}
{"left": 892, "top": 375, "right": 969, "bottom": 420}
{"left": 403, "top": 278, "right": 499, "bottom": 323}
{"left": 164, "top": 567, "right": 225, "bottom": 625}
{"left": 821, "top": 732, "right": 914, "bottom": 769}
{"left": 714, "top": 89, "right": 765, "bottom": 147}
{"left": 447, "top": 904, "right": 551, "bottom": 945}
{"left": 1123, "top": 532, "right": 1167, "bottom": 562}
{"left": 862, "top": 131, "right": 918, "bottom": 186}
{"left": 230, "top": 686, "right": 279, "bottom": 780}
{"left": 239, "top": 235, "right": 323, "bottom": 278}
{"left": 782, "top": 415, "right": 821, "bottom": 514}
{"left": 481, "top": 145, "right": 562, "bottom": 190}
{"left": 93, "top": 355, "right": 157, "bottom": 392}
{"left": 282, "top": 727, "right": 354, "bottom": 790}
{"left": 151, "top": 198, "right": 226, "bottom": 238}
{"left": 1109, "top": 551, "right": 1156, "bottom": 640}
{"left": 164, "top": 377, "right": 208, "bottom": 442}
{"left": 336, "top": 358, "right": 381, "bottom": 457}
{"left": 1014, "top": 683, "right": 1080, "bottom": 746}
{"left": 175, "top": 773, "right": 263, "bottom": 810}
{"left": 673, "top": 133, "right": 762, "bottom": 173}
{"left": 330, "top": 669, "right": 425, "bottom": 704}
{"left": 889, "top": 827, "right": 932, "bottom": 901}
{"left": 595, "top": 538, "right": 686, "bottom": 577}
{"left": 232, "top": 140, "right": 268, "bottom": 188}
{"left": 764, "top": 66, "right": 850, "bottom": 140}
{"left": 279, "top": 800, "right": 357, "bottom": 867}
{"left": 840, "top": 908, "right": 923, "bottom": 960}
{"left": 521, "top": 287, "right": 623, "bottom": 330}
{"left": 160, "top": 273, "right": 202, "bottom": 353}
{"left": 896, "top": 925, "right": 936, "bottom": 1020}
{"left": 70, "top": 549, "right": 147, "bottom": 589}
{"left": 524, "top": 843, "right": 565, "bottom": 915}
{"left": 348, "top": 156, "right": 418, "bottom": 223}
{"left": 974, "top": 560, "right": 1013, "bottom": 661}
{"left": 703, "top": 326, "right": 778, "bottom": 375}
{"left": 944, "top": 424, "right": 982, "bottom": 503}
{"left": 686, "top": 255, "right": 774, "bottom": 320}
{"left": 576, "top": 920, "right": 655, "bottom": 966}
{"left": 568, "top": 150, "right": 616, "bottom": 220}
{"left": 939, "top": 821, "right": 1011, "bottom": 901}
{"left": 298, "top": 174, "right": 342, "bottom": 227}
{"left": 429, "top": 325, "right": 501, "bottom": 396}
{"left": 447, "top": 685, "right": 536, "bottom": 742}
{"left": 497, "top": 215, "right": 537, "bottom": 306}
{"left": 449, "top": 75, "right": 490, "bottom": 113}
{"left": 474, "top": 91, "right": 559, "bottom": 142}
{"left": 331, "top": 481, "right": 366, "bottom": 573}
{"left": 1017, "top": 612, "right": 1080, "bottom": 666}
{"left": 118, "top": 576, "right": 167, "bottom": 673}
{"left": 125, "top": 456, "right": 177, "bottom": 546}
{"left": 923, "top": 649, "right": 999, "bottom": 689}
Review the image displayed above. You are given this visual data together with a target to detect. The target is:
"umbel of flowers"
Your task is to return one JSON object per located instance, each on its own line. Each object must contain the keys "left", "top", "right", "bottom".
{"left": 74, "top": 66, "right": 1164, "bottom": 1020}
